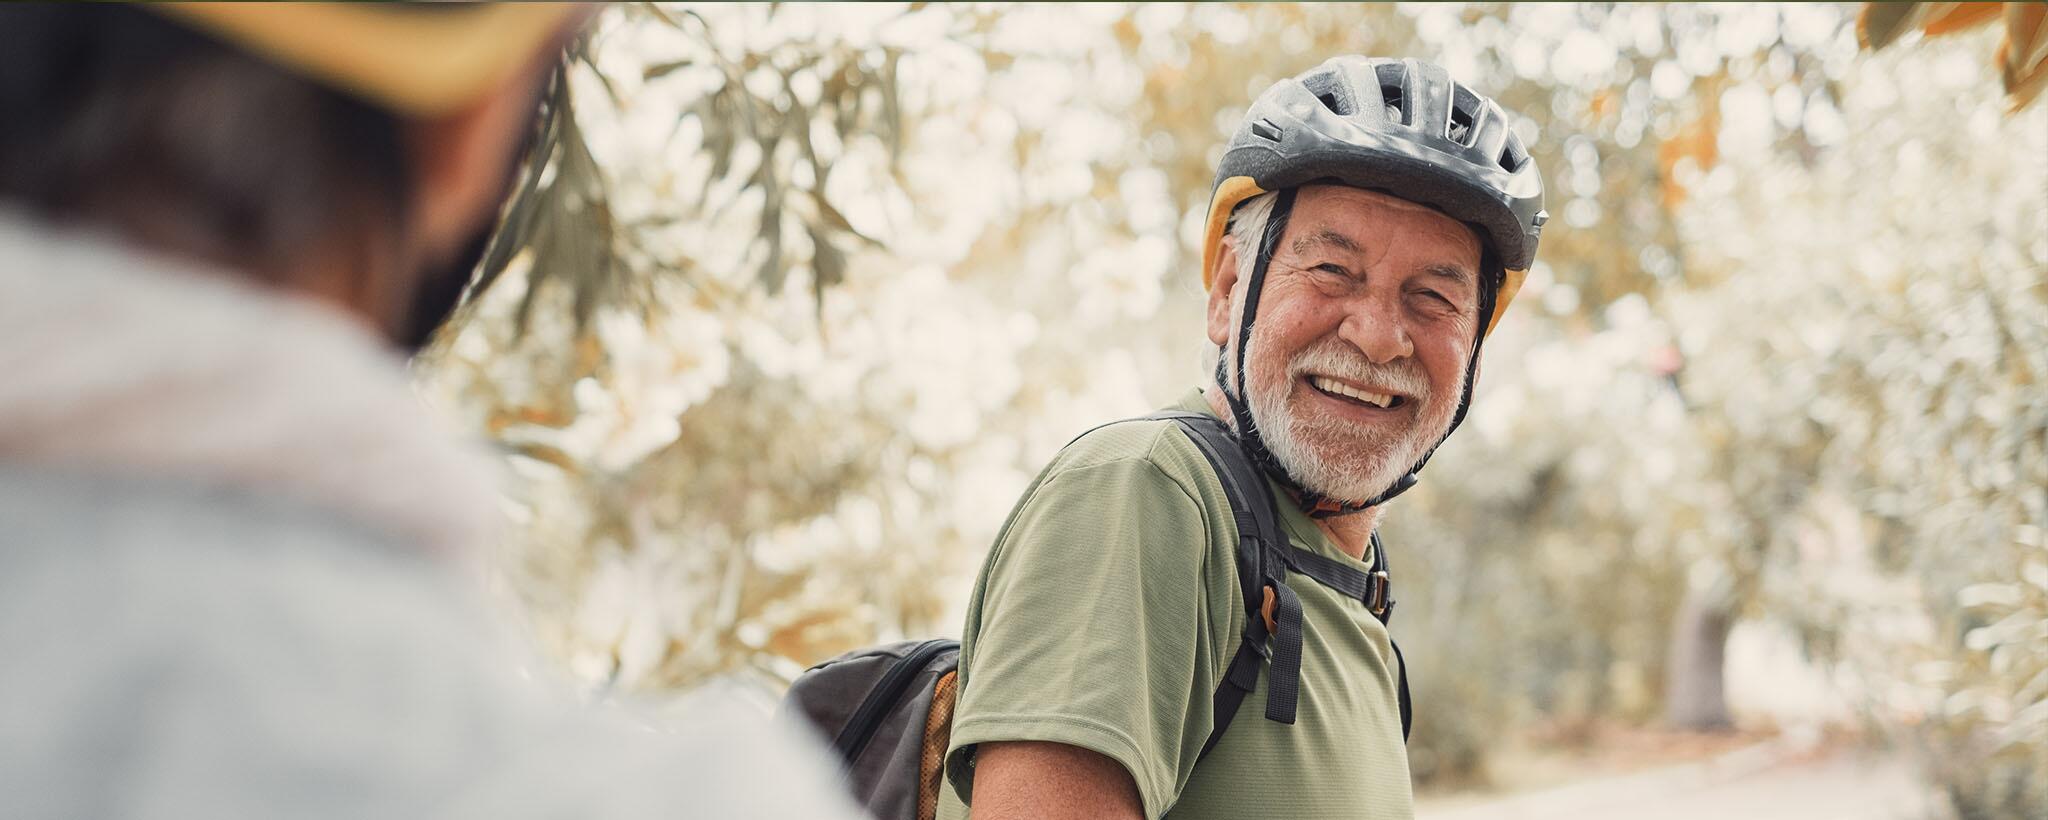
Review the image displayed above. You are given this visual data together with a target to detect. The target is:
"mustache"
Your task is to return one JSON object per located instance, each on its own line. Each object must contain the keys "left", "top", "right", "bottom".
{"left": 1284, "top": 339, "right": 1431, "bottom": 403}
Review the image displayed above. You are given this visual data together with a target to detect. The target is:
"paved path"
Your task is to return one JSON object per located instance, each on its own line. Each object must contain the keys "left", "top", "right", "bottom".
{"left": 1418, "top": 742, "right": 1932, "bottom": 820}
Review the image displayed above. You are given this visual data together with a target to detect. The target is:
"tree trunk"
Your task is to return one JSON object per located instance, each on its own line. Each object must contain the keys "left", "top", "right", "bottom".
{"left": 1664, "top": 586, "right": 1734, "bottom": 731}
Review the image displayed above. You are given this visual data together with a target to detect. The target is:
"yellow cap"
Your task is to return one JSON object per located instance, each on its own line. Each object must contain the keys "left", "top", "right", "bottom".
{"left": 150, "top": 3, "right": 585, "bottom": 117}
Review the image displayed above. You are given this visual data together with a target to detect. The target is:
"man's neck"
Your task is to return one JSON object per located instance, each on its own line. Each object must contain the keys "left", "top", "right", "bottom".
{"left": 1315, "top": 510, "right": 1383, "bottom": 562}
{"left": 1203, "top": 385, "right": 1385, "bottom": 561}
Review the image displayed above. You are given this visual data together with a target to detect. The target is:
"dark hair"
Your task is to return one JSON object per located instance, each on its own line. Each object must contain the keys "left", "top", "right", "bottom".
{"left": 0, "top": 4, "right": 413, "bottom": 285}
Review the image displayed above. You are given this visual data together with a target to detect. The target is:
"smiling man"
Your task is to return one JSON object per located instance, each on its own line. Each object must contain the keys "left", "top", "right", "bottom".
{"left": 937, "top": 57, "right": 1546, "bottom": 820}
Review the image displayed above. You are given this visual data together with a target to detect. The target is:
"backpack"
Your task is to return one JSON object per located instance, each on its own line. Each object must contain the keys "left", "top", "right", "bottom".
{"left": 781, "top": 412, "right": 1410, "bottom": 820}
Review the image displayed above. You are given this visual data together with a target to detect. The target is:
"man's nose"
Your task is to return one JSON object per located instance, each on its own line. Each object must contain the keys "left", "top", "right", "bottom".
{"left": 1337, "top": 296, "right": 1413, "bottom": 365}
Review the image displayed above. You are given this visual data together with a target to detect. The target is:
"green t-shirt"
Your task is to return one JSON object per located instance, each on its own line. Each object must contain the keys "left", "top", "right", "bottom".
{"left": 939, "top": 389, "right": 1412, "bottom": 820}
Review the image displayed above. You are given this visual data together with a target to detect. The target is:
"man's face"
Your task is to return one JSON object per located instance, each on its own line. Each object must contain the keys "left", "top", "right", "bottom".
{"left": 1208, "top": 184, "right": 1485, "bottom": 503}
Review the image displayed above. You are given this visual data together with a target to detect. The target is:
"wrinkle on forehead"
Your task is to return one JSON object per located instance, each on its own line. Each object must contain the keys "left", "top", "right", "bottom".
{"left": 1290, "top": 228, "right": 1361, "bottom": 257}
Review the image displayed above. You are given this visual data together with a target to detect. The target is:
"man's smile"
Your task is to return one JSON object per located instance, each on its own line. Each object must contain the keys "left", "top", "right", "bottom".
{"left": 1300, "top": 375, "right": 1417, "bottom": 424}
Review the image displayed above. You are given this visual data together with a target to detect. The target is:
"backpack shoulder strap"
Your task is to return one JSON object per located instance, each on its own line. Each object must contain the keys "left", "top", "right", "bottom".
{"left": 1145, "top": 412, "right": 1413, "bottom": 749}
{"left": 1141, "top": 412, "right": 1305, "bottom": 760}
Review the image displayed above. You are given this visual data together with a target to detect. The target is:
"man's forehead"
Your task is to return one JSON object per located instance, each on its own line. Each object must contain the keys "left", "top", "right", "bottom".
{"left": 1287, "top": 185, "right": 1482, "bottom": 269}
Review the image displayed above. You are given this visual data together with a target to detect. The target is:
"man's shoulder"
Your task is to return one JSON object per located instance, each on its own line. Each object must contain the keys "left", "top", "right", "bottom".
{"left": 1043, "top": 412, "right": 1221, "bottom": 500}
{"left": 1002, "top": 410, "right": 1242, "bottom": 571}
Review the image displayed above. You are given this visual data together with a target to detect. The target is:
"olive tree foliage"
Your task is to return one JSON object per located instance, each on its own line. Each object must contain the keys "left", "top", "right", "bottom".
{"left": 418, "top": 3, "right": 2044, "bottom": 802}
{"left": 1668, "top": 28, "right": 2048, "bottom": 817}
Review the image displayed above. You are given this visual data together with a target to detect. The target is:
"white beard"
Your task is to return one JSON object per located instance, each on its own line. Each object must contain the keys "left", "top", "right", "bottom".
{"left": 1234, "top": 327, "right": 1461, "bottom": 504}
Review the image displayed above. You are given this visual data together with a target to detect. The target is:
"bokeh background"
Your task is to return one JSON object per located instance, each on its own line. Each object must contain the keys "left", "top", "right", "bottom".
{"left": 415, "top": 4, "right": 2046, "bottom": 817}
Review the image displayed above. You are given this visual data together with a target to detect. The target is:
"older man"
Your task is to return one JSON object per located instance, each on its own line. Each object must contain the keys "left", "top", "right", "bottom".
{"left": 938, "top": 57, "right": 1546, "bottom": 820}
{"left": 0, "top": 6, "right": 856, "bottom": 818}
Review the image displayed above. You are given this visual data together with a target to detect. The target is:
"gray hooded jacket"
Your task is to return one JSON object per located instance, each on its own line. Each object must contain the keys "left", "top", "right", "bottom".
{"left": 0, "top": 213, "right": 860, "bottom": 820}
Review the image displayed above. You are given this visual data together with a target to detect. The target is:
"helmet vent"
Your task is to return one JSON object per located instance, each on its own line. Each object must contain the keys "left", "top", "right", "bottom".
{"left": 1302, "top": 70, "right": 1355, "bottom": 117}
{"left": 1378, "top": 89, "right": 1406, "bottom": 124}
{"left": 1449, "top": 86, "right": 1481, "bottom": 146}
{"left": 1374, "top": 63, "right": 1409, "bottom": 125}
{"left": 1498, "top": 141, "right": 1527, "bottom": 173}
{"left": 1250, "top": 118, "right": 1283, "bottom": 142}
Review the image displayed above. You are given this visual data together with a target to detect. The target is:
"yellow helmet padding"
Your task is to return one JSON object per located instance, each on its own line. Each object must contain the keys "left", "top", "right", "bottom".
{"left": 1199, "top": 175, "right": 1268, "bottom": 293}
{"left": 150, "top": 3, "right": 582, "bottom": 117}
{"left": 1486, "top": 266, "right": 1525, "bottom": 336}
{"left": 1199, "top": 176, "right": 1525, "bottom": 338}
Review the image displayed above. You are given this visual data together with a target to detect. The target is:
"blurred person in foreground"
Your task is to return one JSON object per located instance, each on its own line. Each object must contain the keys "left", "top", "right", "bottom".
{"left": 939, "top": 57, "right": 1545, "bottom": 820}
{"left": 0, "top": 5, "right": 858, "bottom": 818}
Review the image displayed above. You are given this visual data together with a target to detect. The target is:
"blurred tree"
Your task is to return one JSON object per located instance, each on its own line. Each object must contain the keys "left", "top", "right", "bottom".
{"left": 417, "top": 4, "right": 2046, "bottom": 807}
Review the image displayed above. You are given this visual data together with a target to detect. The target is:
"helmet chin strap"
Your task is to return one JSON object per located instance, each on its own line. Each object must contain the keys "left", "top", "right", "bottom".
{"left": 1216, "top": 189, "right": 1500, "bottom": 520}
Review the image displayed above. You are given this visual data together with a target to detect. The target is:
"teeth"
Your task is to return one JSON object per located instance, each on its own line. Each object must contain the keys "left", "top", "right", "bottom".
{"left": 1312, "top": 376, "right": 1393, "bottom": 408}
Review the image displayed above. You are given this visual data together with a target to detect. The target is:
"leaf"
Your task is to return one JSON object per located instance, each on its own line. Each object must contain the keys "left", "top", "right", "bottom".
{"left": 2002, "top": 3, "right": 2048, "bottom": 111}
{"left": 509, "top": 441, "right": 582, "bottom": 474}
{"left": 578, "top": 47, "right": 627, "bottom": 109}
{"left": 794, "top": 96, "right": 832, "bottom": 192}
{"left": 644, "top": 59, "right": 694, "bottom": 81}
{"left": 1860, "top": 2, "right": 1924, "bottom": 51}
{"left": 880, "top": 49, "right": 904, "bottom": 163}
{"left": 1920, "top": 3, "right": 2003, "bottom": 37}
{"left": 2010, "top": 2, "right": 2048, "bottom": 75}
{"left": 808, "top": 224, "right": 846, "bottom": 310}
{"left": 471, "top": 63, "right": 572, "bottom": 315}
{"left": 643, "top": 3, "right": 709, "bottom": 34}
{"left": 706, "top": 91, "right": 738, "bottom": 181}
{"left": 2003, "top": 35, "right": 2048, "bottom": 111}
{"left": 756, "top": 158, "right": 787, "bottom": 292}
{"left": 811, "top": 190, "right": 882, "bottom": 247}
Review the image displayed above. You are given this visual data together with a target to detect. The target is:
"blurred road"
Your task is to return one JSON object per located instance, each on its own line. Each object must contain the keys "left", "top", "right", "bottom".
{"left": 1418, "top": 741, "right": 1932, "bottom": 820}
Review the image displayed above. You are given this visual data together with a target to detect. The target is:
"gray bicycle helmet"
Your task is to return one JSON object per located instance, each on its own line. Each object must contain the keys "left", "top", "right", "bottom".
{"left": 1202, "top": 56, "right": 1547, "bottom": 516}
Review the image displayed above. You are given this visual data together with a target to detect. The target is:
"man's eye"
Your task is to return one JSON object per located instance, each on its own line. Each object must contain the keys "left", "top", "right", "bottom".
{"left": 1314, "top": 263, "right": 1349, "bottom": 277}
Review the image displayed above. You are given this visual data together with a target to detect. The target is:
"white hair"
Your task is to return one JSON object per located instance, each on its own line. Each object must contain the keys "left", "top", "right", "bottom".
{"left": 1226, "top": 191, "right": 1280, "bottom": 288}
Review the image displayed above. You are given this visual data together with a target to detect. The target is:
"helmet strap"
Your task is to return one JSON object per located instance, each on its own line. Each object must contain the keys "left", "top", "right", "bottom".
{"left": 1222, "top": 187, "right": 1295, "bottom": 435}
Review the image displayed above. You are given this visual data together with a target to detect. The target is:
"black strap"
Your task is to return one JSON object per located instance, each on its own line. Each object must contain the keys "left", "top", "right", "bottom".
{"left": 1146, "top": 414, "right": 1299, "bottom": 731}
{"left": 1262, "top": 580, "right": 1304, "bottom": 724}
{"left": 1284, "top": 544, "right": 1392, "bottom": 624}
{"left": 1198, "top": 638, "right": 1264, "bottom": 761}
{"left": 1393, "top": 640, "right": 1413, "bottom": 741}
{"left": 1153, "top": 414, "right": 1315, "bottom": 739}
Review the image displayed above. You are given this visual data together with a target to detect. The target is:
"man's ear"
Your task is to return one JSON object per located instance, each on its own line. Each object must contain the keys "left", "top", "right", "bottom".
{"left": 1207, "top": 236, "right": 1242, "bottom": 349}
{"left": 404, "top": 71, "right": 548, "bottom": 258}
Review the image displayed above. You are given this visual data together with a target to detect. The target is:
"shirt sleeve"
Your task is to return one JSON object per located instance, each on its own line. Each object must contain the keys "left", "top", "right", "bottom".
{"left": 944, "top": 448, "right": 1230, "bottom": 820}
